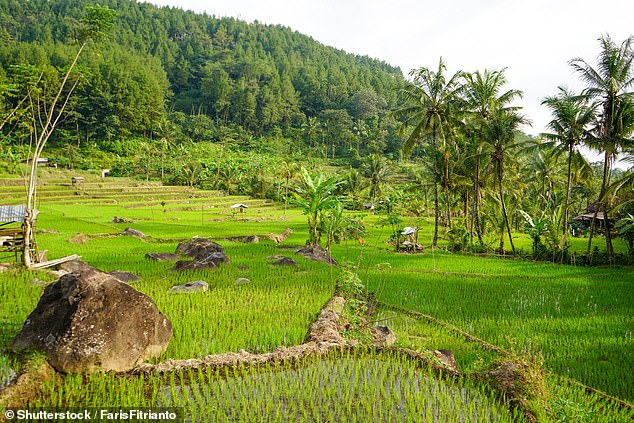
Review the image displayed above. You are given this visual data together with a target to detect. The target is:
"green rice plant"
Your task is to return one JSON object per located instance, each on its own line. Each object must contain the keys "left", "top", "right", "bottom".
{"left": 362, "top": 261, "right": 634, "bottom": 401}
{"left": 2, "top": 176, "right": 633, "bottom": 420}
{"left": 378, "top": 311, "right": 500, "bottom": 372}
{"left": 158, "top": 350, "right": 524, "bottom": 422}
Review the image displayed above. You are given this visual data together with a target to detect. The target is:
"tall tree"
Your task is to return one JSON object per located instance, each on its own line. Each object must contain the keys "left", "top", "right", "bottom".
{"left": 541, "top": 87, "right": 595, "bottom": 250}
{"left": 277, "top": 160, "right": 300, "bottom": 215}
{"left": 155, "top": 116, "right": 177, "bottom": 183}
{"left": 461, "top": 69, "right": 522, "bottom": 246}
{"left": 395, "top": 58, "right": 462, "bottom": 247}
{"left": 20, "top": 4, "right": 115, "bottom": 267}
{"left": 362, "top": 153, "right": 391, "bottom": 204}
{"left": 484, "top": 108, "right": 530, "bottom": 255}
{"left": 570, "top": 35, "right": 634, "bottom": 259}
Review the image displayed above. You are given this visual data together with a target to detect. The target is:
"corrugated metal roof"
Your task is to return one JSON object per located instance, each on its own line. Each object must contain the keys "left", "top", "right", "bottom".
{"left": 0, "top": 206, "right": 38, "bottom": 223}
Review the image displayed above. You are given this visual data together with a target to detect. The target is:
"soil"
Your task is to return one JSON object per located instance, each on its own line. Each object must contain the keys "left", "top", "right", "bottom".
{"left": 130, "top": 295, "right": 351, "bottom": 375}
{"left": 0, "top": 360, "right": 56, "bottom": 410}
{"left": 68, "top": 233, "right": 91, "bottom": 244}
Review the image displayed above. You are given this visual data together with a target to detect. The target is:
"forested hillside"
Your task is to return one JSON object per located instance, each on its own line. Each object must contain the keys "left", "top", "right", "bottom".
{"left": 0, "top": 0, "right": 404, "bottom": 156}
{"left": 1, "top": 1, "right": 633, "bottom": 264}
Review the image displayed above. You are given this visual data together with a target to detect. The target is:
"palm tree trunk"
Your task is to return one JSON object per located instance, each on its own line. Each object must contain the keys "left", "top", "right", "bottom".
{"left": 560, "top": 145, "right": 573, "bottom": 252}
{"left": 586, "top": 151, "right": 612, "bottom": 259}
{"left": 444, "top": 151, "right": 452, "bottom": 230}
{"left": 284, "top": 177, "right": 289, "bottom": 215}
{"left": 431, "top": 125, "right": 440, "bottom": 248}
{"left": 464, "top": 191, "right": 469, "bottom": 232}
{"left": 473, "top": 157, "right": 484, "bottom": 246}
{"left": 498, "top": 160, "right": 515, "bottom": 255}
{"left": 161, "top": 146, "right": 165, "bottom": 183}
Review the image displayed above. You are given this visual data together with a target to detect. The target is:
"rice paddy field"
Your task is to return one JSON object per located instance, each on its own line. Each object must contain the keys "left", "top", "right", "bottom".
{"left": 1, "top": 171, "right": 633, "bottom": 422}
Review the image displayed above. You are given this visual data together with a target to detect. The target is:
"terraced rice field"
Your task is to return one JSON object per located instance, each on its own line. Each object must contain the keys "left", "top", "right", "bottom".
{"left": 1, "top": 174, "right": 633, "bottom": 421}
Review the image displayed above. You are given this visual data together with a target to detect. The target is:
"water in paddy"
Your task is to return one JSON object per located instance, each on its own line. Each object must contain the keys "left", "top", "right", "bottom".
{"left": 160, "top": 357, "right": 522, "bottom": 422}
{"left": 0, "top": 352, "right": 16, "bottom": 389}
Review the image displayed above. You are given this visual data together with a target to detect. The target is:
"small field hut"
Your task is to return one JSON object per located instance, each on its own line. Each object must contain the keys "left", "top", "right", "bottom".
{"left": 231, "top": 203, "right": 248, "bottom": 214}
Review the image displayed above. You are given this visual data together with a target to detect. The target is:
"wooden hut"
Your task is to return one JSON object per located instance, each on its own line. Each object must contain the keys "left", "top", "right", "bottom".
{"left": 231, "top": 203, "right": 249, "bottom": 214}
{"left": 573, "top": 211, "right": 610, "bottom": 234}
{"left": 396, "top": 226, "right": 423, "bottom": 252}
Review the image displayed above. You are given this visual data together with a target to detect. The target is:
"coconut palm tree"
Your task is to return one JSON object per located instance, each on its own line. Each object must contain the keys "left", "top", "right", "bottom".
{"left": 570, "top": 34, "right": 634, "bottom": 259}
{"left": 342, "top": 168, "right": 368, "bottom": 209}
{"left": 394, "top": 58, "right": 463, "bottom": 247}
{"left": 541, "top": 87, "right": 595, "bottom": 249}
{"left": 484, "top": 108, "right": 530, "bottom": 255}
{"left": 155, "top": 117, "right": 177, "bottom": 183}
{"left": 362, "top": 154, "right": 391, "bottom": 204}
{"left": 218, "top": 162, "right": 240, "bottom": 194}
{"left": 277, "top": 160, "right": 300, "bottom": 215}
{"left": 461, "top": 69, "right": 523, "bottom": 246}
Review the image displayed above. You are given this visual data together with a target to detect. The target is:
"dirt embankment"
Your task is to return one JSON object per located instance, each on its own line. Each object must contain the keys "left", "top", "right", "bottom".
{"left": 0, "top": 360, "right": 56, "bottom": 412}
{"left": 130, "top": 295, "right": 350, "bottom": 375}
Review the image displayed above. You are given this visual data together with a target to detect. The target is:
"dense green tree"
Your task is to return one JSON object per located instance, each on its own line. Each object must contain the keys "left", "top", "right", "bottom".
{"left": 395, "top": 58, "right": 462, "bottom": 247}
{"left": 541, "top": 87, "right": 595, "bottom": 249}
{"left": 319, "top": 109, "right": 354, "bottom": 158}
{"left": 461, "top": 68, "right": 522, "bottom": 246}
{"left": 362, "top": 153, "right": 391, "bottom": 203}
{"left": 570, "top": 35, "right": 634, "bottom": 259}
{"left": 484, "top": 108, "right": 529, "bottom": 255}
{"left": 291, "top": 168, "right": 341, "bottom": 246}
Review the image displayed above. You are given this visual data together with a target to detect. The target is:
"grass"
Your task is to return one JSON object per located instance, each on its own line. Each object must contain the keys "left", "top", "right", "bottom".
{"left": 358, "top": 251, "right": 634, "bottom": 401}
{"left": 1, "top": 172, "right": 633, "bottom": 421}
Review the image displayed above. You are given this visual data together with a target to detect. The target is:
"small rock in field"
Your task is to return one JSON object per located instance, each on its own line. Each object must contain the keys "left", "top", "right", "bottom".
{"left": 112, "top": 216, "right": 133, "bottom": 223}
{"left": 272, "top": 257, "right": 298, "bottom": 266}
{"left": 234, "top": 278, "right": 250, "bottom": 285}
{"left": 169, "top": 280, "right": 209, "bottom": 293}
{"left": 57, "top": 259, "right": 93, "bottom": 273}
{"left": 123, "top": 228, "right": 145, "bottom": 238}
{"left": 29, "top": 278, "right": 48, "bottom": 287}
{"left": 433, "top": 349, "right": 459, "bottom": 372}
{"left": 145, "top": 252, "right": 179, "bottom": 261}
{"left": 371, "top": 325, "right": 396, "bottom": 346}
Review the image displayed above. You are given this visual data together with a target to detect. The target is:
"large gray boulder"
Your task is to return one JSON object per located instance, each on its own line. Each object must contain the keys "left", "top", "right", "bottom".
{"left": 123, "top": 227, "right": 145, "bottom": 238}
{"left": 57, "top": 259, "right": 93, "bottom": 273}
{"left": 172, "top": 238, "right": 229, "bottom": 271}
{"left": 296, "top": 245, "right": 338, "bottom": 265}
{"left": 175, "top": 238, "right": 224, "bottom": 259}
{"left": 272, "top": 256, "right": 298, "bottom": 266}
{"left": 171, "top": 252, "right": 229, "bottom": 271}
{"left": 11, "top": 268, "right": 172, "bottom": 373}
